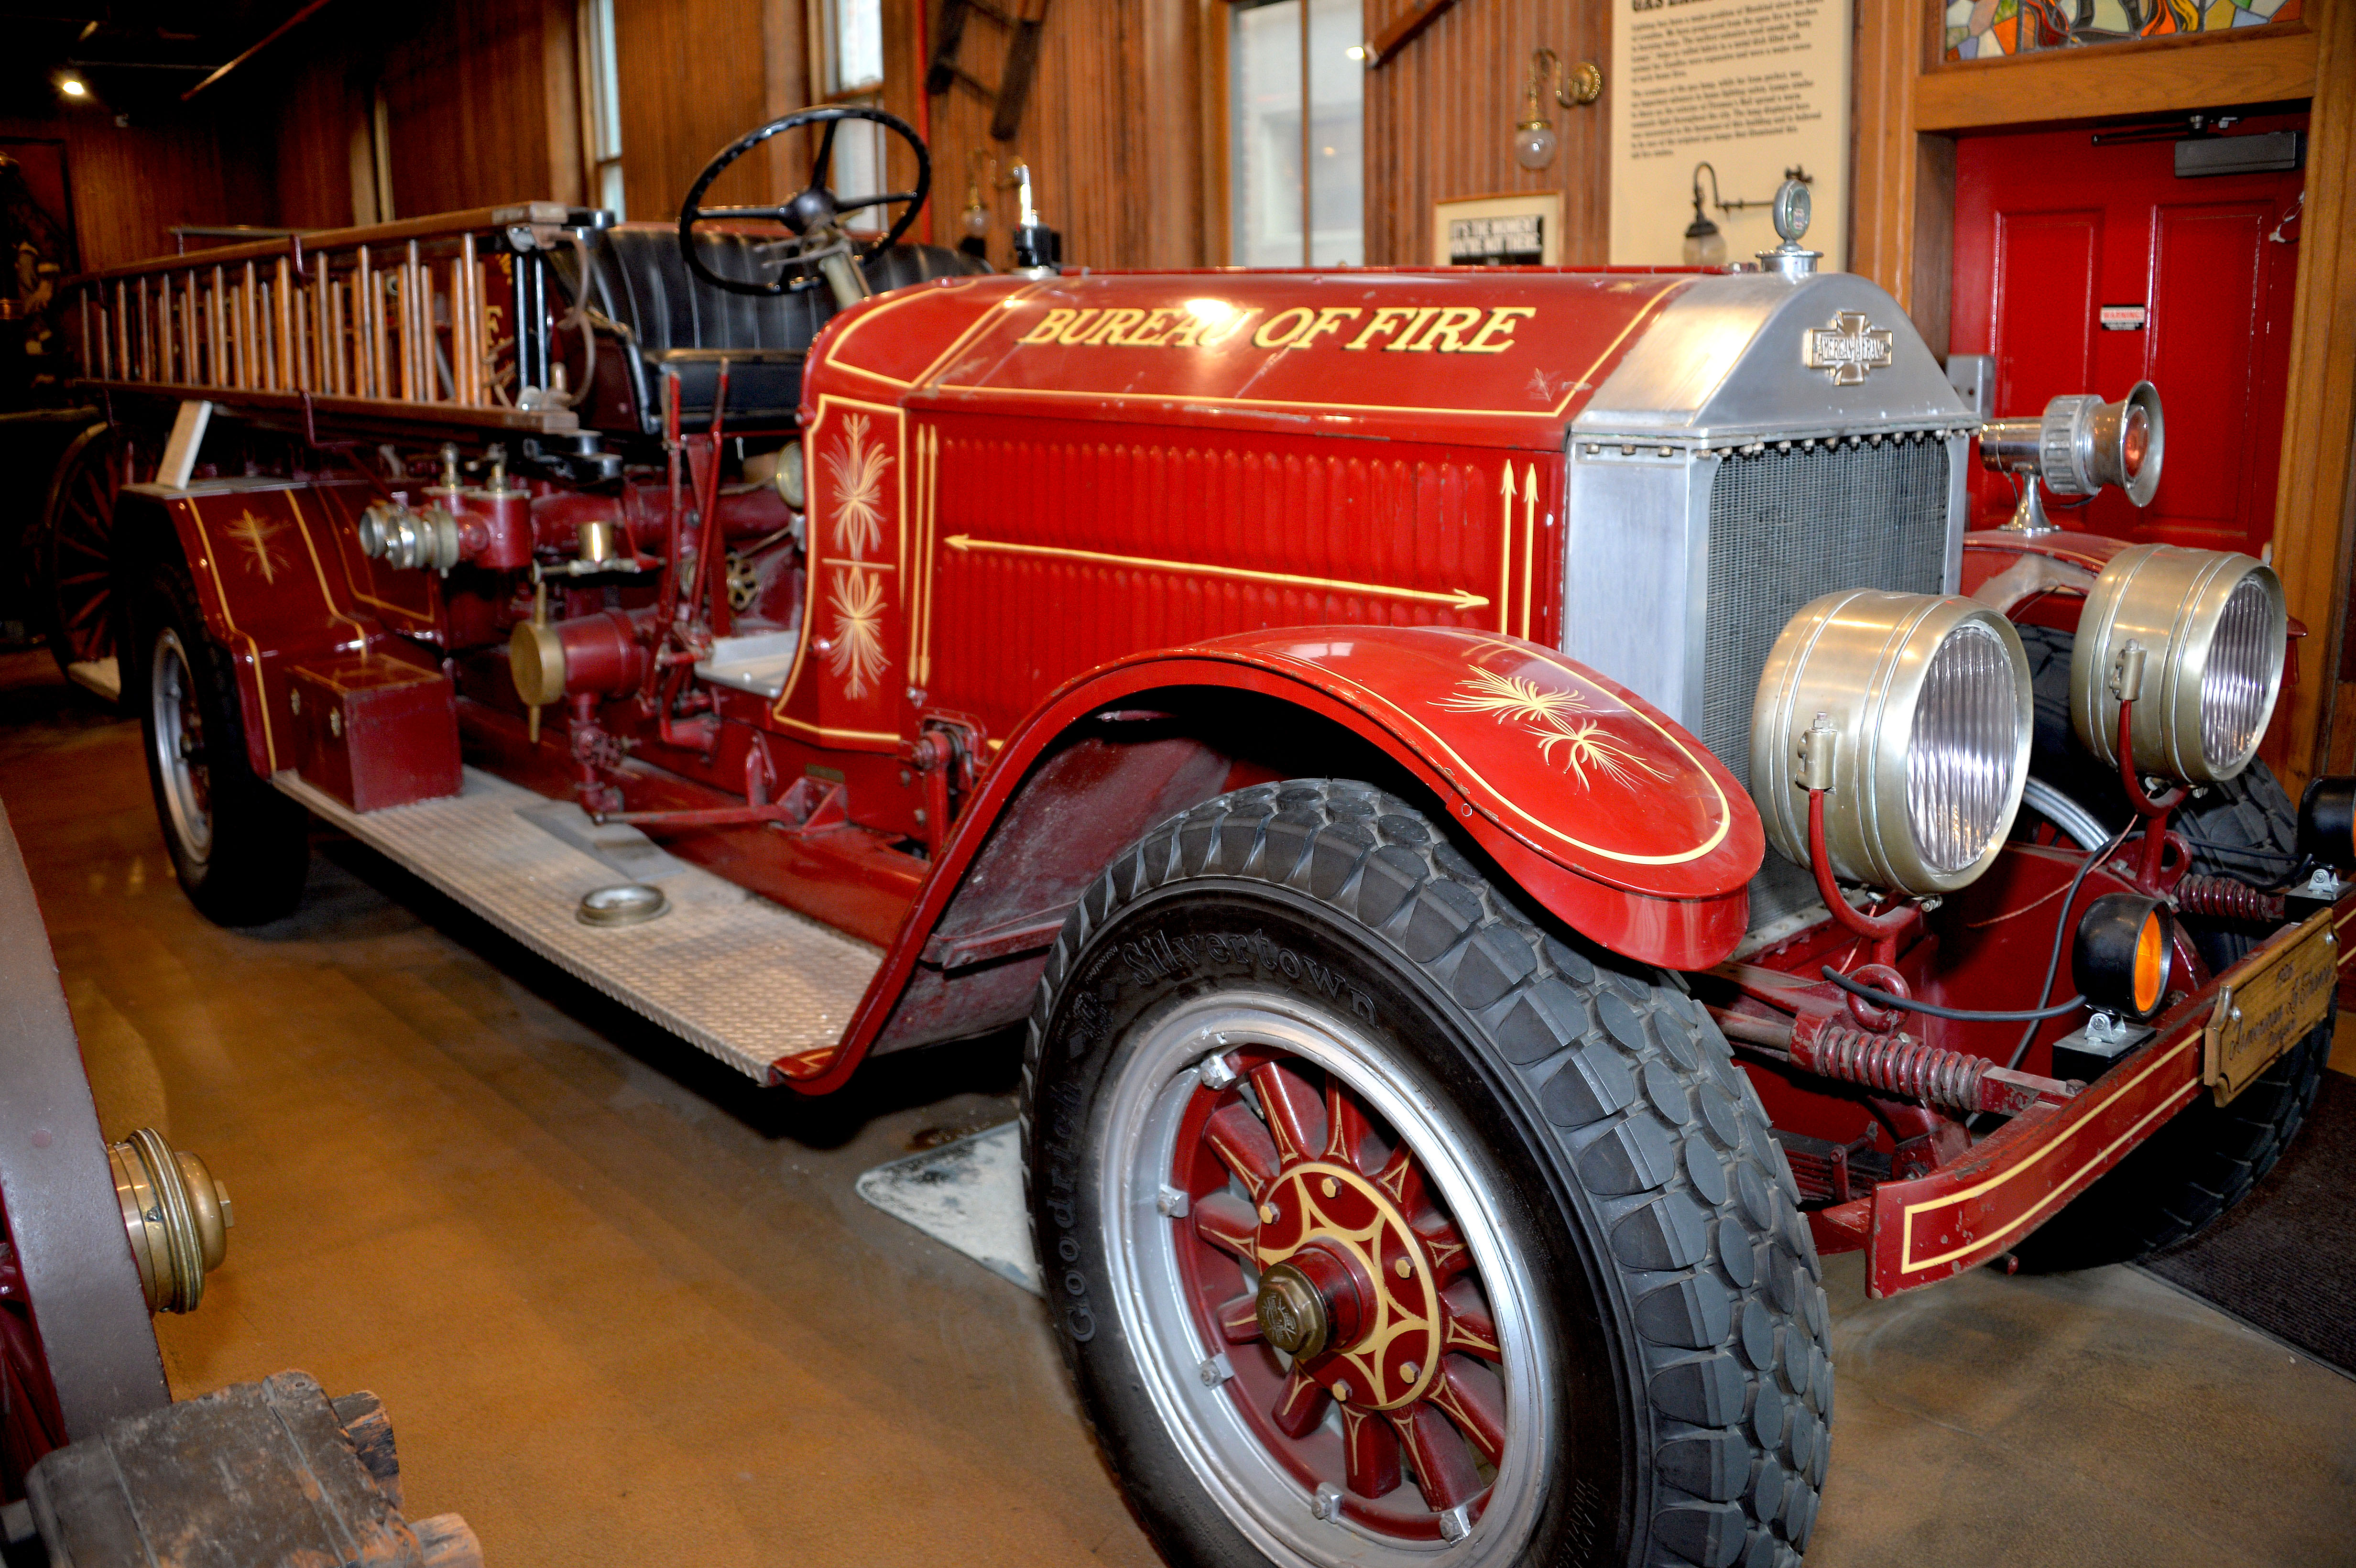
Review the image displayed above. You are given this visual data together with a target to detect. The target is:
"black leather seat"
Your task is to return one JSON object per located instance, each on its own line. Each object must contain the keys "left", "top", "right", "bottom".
{"left": 557, "top": 224, "right": 986, "bottom": 436}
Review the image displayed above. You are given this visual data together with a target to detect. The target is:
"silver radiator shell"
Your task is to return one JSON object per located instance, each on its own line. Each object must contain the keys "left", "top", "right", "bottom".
{"left": 1559, "top": 272, "right": 1975, "bottom": 931}
{"left": 1562, "top": 272, "right": 1974, "bottom": 772}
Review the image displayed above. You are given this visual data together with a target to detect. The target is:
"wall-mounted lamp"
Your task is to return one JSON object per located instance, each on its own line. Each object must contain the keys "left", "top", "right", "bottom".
{"left": 59, "top": 75, "right": 88, "bottom": 98}
{"left": 961, "top": 150, "right": 995, "bottom": 240}
{"left": 1683, "top": 162, "right": 1811, "bottom": 267}
{"left": 1513, "top": 48, "right": 1603, "bottom": 172}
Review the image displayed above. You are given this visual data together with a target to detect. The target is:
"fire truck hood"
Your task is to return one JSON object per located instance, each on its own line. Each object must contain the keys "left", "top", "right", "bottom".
{"left": 807, "top": 267, "right": 1971, "bottom": 453}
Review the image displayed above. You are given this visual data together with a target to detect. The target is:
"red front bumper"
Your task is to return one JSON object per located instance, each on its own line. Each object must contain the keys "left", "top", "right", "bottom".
{"left": 1812, "top": 891, "right": 2352, "bottom": 1298}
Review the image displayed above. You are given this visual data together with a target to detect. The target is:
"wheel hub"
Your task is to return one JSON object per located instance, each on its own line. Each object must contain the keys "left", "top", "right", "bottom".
{"left": 1255, "top": 1162, "right": 1441, "bottom": 1410}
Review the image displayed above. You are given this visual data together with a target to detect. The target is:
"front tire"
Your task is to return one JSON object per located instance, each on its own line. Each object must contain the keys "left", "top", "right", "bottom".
{"left": 1024, "top": 781, "right": 1831, "bottom": 1568}
{"left": 127, "top": 555, "right": 309, "bottom": 926}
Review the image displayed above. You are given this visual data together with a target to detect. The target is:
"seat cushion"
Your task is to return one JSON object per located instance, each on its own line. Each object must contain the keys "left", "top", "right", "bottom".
{"left": 559, "top": 224, "right": 986, "bottom": 436}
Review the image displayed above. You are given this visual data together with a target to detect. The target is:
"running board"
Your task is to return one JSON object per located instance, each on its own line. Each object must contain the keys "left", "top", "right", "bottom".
{"left": 273, "top": 766, "right": 881, "bottom": 1081}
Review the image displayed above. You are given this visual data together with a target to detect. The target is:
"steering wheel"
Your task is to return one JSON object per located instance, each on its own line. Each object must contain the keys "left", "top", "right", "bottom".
{"left": 676, "top": 105, "right": 931, "bottom": 298}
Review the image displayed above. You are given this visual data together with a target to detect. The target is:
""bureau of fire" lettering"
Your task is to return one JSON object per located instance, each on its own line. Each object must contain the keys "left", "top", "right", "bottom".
{"left": 1017, "top": 303, "right": 1536, "bottom": 355}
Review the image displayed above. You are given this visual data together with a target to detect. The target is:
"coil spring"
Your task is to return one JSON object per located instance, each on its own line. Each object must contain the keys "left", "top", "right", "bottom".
{"left": 1804, "top": 1026, "right": 1990, "bottom": 1114}
{"left": 2173, "top": 873, "right": 2285, "bottom": 924}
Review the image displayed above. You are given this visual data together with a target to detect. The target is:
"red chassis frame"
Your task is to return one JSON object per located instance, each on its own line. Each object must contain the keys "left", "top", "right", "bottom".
{"left": 1776, "top": 866, "right": 2353, "bottom": 1297}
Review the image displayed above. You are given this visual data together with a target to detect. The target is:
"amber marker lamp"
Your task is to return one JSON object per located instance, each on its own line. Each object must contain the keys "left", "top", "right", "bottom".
{"left": 1513, "top": 47, "right": 1603, "bottom": 172}
{"left": 2072, "top": 893, "right": 2175, "bottom": 1023}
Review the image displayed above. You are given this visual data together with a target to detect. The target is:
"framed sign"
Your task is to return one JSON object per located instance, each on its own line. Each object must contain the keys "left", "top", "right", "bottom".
{"left": 1432, "top": 192, "right": 1562, "bottom": 266}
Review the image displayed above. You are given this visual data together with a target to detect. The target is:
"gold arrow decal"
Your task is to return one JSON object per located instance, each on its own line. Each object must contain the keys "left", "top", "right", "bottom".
{"left": 1520, "top": 463, "right": 1538, "bottom": 641}
{"left": 1497, "top": 466, "right": 1515, "bottom": 634}
{"left": 943, "top": 535, "right": 1492, "bottom": 612}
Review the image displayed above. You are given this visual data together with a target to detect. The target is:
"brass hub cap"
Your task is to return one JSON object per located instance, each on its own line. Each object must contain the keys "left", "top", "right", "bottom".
{"left": 1254, "top": 1163, "right": 1441, "bottom": 1410}
{"left": 1253, "top": 1262, "right": 1329, "bottom": 1360}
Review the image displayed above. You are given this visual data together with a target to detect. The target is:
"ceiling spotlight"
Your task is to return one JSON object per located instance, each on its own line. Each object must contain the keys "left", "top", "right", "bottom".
{"left": 60, "top": 76, "right": 88, "bottom": 98}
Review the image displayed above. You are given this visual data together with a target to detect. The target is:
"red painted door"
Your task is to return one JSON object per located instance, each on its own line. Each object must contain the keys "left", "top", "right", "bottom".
{"left": 1951, "top": 115, "right": 2305, "bottom": 555}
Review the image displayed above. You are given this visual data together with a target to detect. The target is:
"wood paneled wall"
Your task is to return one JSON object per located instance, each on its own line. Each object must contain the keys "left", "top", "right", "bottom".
{"left": 1361, "top": 0, "right": 1611, "bottom": 266}
{"left": 591, "top": 0, "right": 1214, "bottom": 269}
{"left": 611, "top": 0, "right": 809, "bottom": 220}
{"left": 259, "top": 0, "right": 584, "bottom": 226}
{"left": 0, "top": 106, "right": 269, "bottom": 272}
{"left": 922, "top": 0, "right": 1212, "bottom": 270}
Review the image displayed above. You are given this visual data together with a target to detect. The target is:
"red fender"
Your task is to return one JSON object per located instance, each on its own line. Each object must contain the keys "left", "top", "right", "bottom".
{"left": 780, "top": 624, "right": 1763, "bottom": 1089}
{"left": 116, "top": 480, "right": 381, "bottom": 778}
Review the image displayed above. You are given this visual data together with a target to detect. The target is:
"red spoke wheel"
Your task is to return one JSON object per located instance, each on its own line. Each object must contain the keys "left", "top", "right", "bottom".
{"left": 1168, "top": 1046, "right": 1516, "bottom": 1542}
{"left": 1026, "top": 782, "right": 1832, "bottom": 1568}
{"left": 32, "top": 423, "right": 142, "bottom": 684}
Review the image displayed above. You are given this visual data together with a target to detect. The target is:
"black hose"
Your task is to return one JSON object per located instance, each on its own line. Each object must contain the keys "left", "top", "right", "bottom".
{"left": 1819, "top": 966, "right": 2087, "bottom": 1023}
{"left": 2006, "top": 817, "right": 2138, "bottom": 1070}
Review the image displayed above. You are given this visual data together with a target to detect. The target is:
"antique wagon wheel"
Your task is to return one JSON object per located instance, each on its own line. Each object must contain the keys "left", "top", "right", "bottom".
{"left": 0, "top": 801, "right": 230, "bottom": 1500}
{"left": 31, "top": 422, "right": 142, "bottom": 686}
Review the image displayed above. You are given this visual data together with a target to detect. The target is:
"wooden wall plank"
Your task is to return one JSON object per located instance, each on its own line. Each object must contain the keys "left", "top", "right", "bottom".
{"left": 1849, "top": 0, "right": 1930, "bottom": 332}
{"left": 382, "top": 0, "right": 581, "bottom": 217}
{"left": 924, "top": 1, "right": 1210, "bottom": 271}
{"left": 240, "top": 0, "right": 583, "bottom": 234}
{"left": 612, "top": 0, "right": 780, "bottom": 220}
{"left": 1361, "top": 0, "right": 1610, "bottom": 266}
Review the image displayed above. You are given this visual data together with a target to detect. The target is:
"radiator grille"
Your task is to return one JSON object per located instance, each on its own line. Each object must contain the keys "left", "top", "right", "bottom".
{"left": 1700, "top": 438, "right": 1952, "bottom": 792}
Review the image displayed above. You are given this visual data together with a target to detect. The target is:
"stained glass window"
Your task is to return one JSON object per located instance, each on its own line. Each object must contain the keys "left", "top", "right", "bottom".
{"left": 1944, "top": 0, "right": 2303, "bottom": 62}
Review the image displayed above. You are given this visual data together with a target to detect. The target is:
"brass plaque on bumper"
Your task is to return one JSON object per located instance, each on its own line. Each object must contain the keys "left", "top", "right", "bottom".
{"left": 2203, "top": 909, "right": 2340, "bottom": 1104}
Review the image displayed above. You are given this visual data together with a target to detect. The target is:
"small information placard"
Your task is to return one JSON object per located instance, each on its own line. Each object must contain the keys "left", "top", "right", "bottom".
{"left": 1432, "top": 192, "right": 1562, "bottom": 267}
{"left": 2099, "top": 304, "right": 2149, "bottom": 331}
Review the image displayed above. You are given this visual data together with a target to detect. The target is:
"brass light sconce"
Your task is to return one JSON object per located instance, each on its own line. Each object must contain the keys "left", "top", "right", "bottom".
{"left": 1513, "top": 47, "right": 1603, "bottom": 171}
{"left": 1684, "top": 162, "right": 1812, "bottom": 267}
{"left": 961, "top": 150, "right": 996, "bottom": 240}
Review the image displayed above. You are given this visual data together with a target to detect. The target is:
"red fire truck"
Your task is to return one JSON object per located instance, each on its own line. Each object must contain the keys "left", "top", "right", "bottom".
{"left": 17, "top": 107, "right": 2353, "bottom": 1568}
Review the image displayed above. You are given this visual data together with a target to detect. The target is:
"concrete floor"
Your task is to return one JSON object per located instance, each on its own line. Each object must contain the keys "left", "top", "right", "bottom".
{"left": 3, "top": 648, "right": 2352, "bottom": 1567}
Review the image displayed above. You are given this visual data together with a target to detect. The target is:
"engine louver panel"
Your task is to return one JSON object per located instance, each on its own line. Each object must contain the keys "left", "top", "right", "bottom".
{"left": 1700, "top": 438, "right": 1952, "bottom": 793}
{"left": 925, "top": 431, "right": 1505, "bottom": 736}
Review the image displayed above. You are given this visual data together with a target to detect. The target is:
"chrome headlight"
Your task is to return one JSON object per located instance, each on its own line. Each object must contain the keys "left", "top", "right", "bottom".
{"left": 1752, "top": 591, "right": 2034, "bottom": 895}
{"left": 2070, "top": 544, "right": 2286, "bottom": 785}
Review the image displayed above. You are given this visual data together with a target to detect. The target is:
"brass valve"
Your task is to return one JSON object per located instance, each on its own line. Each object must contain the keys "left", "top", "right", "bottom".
{"left": 513, "top": 574, "right": 562, "bottom": 743}
{"left": 108, "top": 1127, "right": 233, "bottom": 1314}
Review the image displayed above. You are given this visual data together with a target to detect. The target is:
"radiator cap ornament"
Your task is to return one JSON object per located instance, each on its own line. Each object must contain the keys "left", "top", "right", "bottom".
{"left": 1804, "top": 311, "right": 1896, "bottom": 385}
{"left": 1757, "top": 177, "right": 1822, "bottom": 282}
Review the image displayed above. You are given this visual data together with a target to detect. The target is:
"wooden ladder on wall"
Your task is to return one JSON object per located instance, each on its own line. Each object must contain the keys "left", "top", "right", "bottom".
{"left": 924, "top": 0, "right": 1051, "bottom": 143}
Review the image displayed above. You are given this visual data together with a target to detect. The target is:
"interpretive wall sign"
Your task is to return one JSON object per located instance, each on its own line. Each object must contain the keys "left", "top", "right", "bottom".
{"left": 1432, "top": 192, "right": 1564, "bottom": 267}
{"left": 1608, "top": 0, "right": 1852, "bottom": 267}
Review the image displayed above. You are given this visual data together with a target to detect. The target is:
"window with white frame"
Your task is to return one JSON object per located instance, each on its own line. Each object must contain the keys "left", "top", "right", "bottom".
{"left": 581, "top": 0, "right": 624, "bottom": 218}
{"left": 809, "top": 0, "right": 888, "bottom": 223}
{"left": 1230, "top": 0, "right": 1363, "bottom": 266}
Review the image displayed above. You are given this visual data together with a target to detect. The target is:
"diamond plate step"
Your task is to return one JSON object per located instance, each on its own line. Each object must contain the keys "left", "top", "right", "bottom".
{"left": 274, "top": 767, "right": 881, "bottom": 1080}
